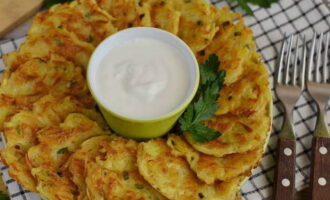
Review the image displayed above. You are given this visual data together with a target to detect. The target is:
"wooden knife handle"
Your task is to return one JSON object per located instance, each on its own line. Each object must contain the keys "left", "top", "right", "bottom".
{"left": 273, "top": 137, "right": 296, "bottom": 200}
{"left": 310, "top": 137, "right": 330, "bottom": 200}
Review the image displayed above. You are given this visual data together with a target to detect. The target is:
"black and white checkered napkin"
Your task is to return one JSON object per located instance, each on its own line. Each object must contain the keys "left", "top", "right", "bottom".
{"left": 0, "top": 0, "right": 329, "bottom": 199}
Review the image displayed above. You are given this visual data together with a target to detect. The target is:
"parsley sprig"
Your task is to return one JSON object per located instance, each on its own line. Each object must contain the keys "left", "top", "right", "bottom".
{"left": 179, "top": 54, "right": 225, "bottom": 143}
{"left": 232, "top": 0, "right": 278, "bottom": 15}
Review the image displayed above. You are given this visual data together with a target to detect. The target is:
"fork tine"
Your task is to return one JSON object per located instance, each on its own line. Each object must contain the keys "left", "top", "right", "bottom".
{"left": 276, "top": 34, "right": 287, "bottom": 84}
{"left": 315, "top": 33, "right": 323, "bottom": 82}
{"left": 323, "top": 32, "right": 329, "bottom": 83}
{"left": 301, "top": 35, "right": 307, "bottom": 88}
{"left": 285, "top": 35, "right": 294, "bottom": 84}
{"left": 293, "top": 35, "right": 299, "bottom": 86}
{"left": 308, "top": 33, "right": 317, "bottom": 81}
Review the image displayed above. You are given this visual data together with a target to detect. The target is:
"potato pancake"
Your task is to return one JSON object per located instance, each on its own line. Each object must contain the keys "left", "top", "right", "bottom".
{"left": 31, "top": 167, "right": 78, "bottom": 200}
{"left": 1, "top": 55, "right": 88, "bottom": 107}
{"left": 183, "top": 4, "right": 271, "bottom": 157}
{"left": 27, "top": 113, "right": 108, "bottom": 200}
{"left": 217, "top": 61, "right": 271, "bottom": 116}
{"left": 84, "top": 136, "right": 167, "bottom": 200}
{"left": 0, "top": 94, "right": 15, "bottom": 130}
{"left": 184, "top": 64, "right": 271, "bottom": 156}
{"left": 68, "top": 135, "right": 113, "bottom": 200}
{"left": 29, "top": 0, "right": 117, "bottom": 46}
{"left": 137, "top": 139, "right": 244, "bottom": 200}
{"left": 167, "top": 134, "right": 262, "bottom": 184}
{"left": 0, "top": 145, "right": 37, "bottom": 192}
{"left": 173, "top": 0, "right": 219, "bottom": 53}
{"left": 96, "top": 0, "right": 152, "bottom": 29}
{"left": 3, "top": 29, "right": 94, "bottom": 71}
{"left": 213, "top": 6, "right": 241, "bottom": 28}
{"left": 27, "top": 113, "right": 106, "bottom": 168}
{"left": 0, "top": 95, "right": 106, "bottom": 192}
{"left": 184, "top": 104, "right": 271, "bottom": 157}
{"left": 196, "top": 7, "right": 250, "bottom": 84}
{"left": 141, "top": 0, "right": 180, "bottom": 34}
{"left": 0, "top": 54, "right": 101, "bottom": 132}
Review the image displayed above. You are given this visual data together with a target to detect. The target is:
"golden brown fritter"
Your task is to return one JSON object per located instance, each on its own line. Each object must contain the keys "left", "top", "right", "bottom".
{"left": 183, "top": 5, "right": 271, "bottom": 157}
{"left": 67, "top": 135, "right": 113, "bottom": 200}
{"left": 198, "top": 20, "right": 254, "bottom": 85}
{"left": 27, "top": 113, "right": 106, "bottom": 168}
{"left": 29, "top": 0, "right": 117, "bottom": 46}
{"left": 1, "top": 111, "right": 46, "bottom": 191}
{"left": 184, "top": 61, "right": 271, "bottom": 157}
{"left": 27, "top": 113, "right": 108, "bottom": 200}
{"left": 4, "top": 95, "right": 106, "bottom": 148}
{"left": 141, "top": 0, "right": 180, "bottom": 34}
{"left": 0, "top": 95, "right": 106, "bottom": 192}
{"left": 85, "top": 139, "right": 167, "bottom": 200}
{"left": 20, "top": 0, "right": 101, "bottom": 67}
{"left": 0, "top": 94, "right": 16, "bottom": 130}
{"left": 31, "top": 167, "right": 78, "bottom": 200}
{"left": 75, "top": 136, "right": 167, "bottom": 200}
{"left": 96, "top": 0, "right": 152, "bottom": 29}
{"left": 167, "top": 134, "right": 263, "bottom": 184}
{"left": 0, "top": 145, "right": 37, "bottom": 192}
{"left": 0, "top": 53, "right": 96, "bottom": 129}
{"left": 173, "top": 0, "right": 219, "bottom": 53}
{"left": 3, "top": 28, "right": 94, "bottom": 71}
{"left": 213, "top": 6, "right": 241, "bottom": 27}
{"left": 216, "top": 60, "right": 271, "bottom": 116}
{"left": 137, "top": 139, "right": 244, "bottom": 200}
{"left": 184, "top": 105, "right": 271, "bottom": 157}
{"left": 1, "top": 55, "right": 89, "bottom": 107}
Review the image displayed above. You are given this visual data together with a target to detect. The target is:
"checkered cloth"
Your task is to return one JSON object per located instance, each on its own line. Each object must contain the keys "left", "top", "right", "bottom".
{"left": 0, "top": 0, "right": 330, "bottom": 199}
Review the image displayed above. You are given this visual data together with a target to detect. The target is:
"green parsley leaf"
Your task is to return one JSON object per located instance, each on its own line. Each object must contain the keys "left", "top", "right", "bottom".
{"left": 189, "top": 123, "right": 221, "bottom": 143}
{"left": 233, "top": 0, "right": 253, "bottom": 15}
{"left": 231, "top": 0, "right": 278, "bottom": 15}
{"left": 44, "top": 0, "right": 72, "bottom": 9}
{"left": 248, "top": 0, "right": 278, "bottom": 8}
{"left": 179, "top": 106, "right": 194, "bottom": 131}
{"left": 0, "top": 191, "right": 9, "bottom": 200}
{"left": 179, "top": 54, "right": 226, "bottom": 143}
{"left": 200, "top": 54, "right": 220, "bottom": 85}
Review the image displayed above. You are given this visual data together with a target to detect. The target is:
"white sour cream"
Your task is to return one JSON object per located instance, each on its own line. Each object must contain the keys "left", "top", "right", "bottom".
{"left": 94, "top": 38, "right": 191, "bottom": 119}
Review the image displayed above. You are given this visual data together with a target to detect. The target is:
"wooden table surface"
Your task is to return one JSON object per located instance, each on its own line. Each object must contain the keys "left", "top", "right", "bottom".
{"left": 0, "top": 0, "right": 42, "bottom": 37}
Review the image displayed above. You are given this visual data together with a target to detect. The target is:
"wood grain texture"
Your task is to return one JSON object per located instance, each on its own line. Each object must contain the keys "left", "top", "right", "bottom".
{"left": 0, "top": 0, "right": 43, "bottom": 37}
{"left": 310, "top": 137, "right": 330, "bottom": 200}
{"left": 273, "top": 137, "right": 296, "bottom": 200}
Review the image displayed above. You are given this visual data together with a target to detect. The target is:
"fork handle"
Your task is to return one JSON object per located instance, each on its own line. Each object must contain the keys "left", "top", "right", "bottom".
{"left": 310, "top": 137, "right": 330, "bottom": 200}
{"left": 273, "top": 137, "right": 296, "bottom": 200}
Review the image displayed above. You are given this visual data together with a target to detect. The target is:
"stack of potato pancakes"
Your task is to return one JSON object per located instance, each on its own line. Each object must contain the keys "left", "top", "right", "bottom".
{"left": 0, "top": 0, "right": 271, "bottom": 199}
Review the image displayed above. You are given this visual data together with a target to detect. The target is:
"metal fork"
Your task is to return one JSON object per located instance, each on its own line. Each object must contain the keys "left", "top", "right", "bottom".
{"left": 306, "top": 33, "right": 330, "bottom": 200}
{"left": 273, "top": 35, "right": 306, "bottom": 200}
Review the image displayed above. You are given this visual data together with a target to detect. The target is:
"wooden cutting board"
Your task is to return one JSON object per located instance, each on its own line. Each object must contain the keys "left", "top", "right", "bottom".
{"left": 0, "top": 0, "right": 43, "bottom": 37}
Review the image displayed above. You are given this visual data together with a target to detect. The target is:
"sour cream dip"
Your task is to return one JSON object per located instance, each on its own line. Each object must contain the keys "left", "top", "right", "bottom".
{"left": 94, "top": 38, "right": 191, "bottom": 119}
{"left": 88, "top": 27, "right": 199, "bottom": 138}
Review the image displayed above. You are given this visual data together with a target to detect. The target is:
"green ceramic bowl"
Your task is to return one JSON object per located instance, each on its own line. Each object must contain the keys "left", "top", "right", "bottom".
{"left": 87, "top": 27, "right": 199, "bottom": 139}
